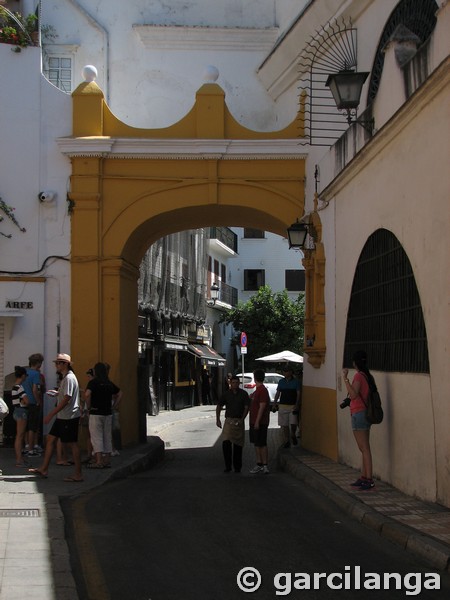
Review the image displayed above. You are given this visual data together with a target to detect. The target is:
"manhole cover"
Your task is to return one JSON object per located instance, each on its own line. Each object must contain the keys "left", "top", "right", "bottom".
{"left": 0, "top": 509, "right": 40, "bottom": 518}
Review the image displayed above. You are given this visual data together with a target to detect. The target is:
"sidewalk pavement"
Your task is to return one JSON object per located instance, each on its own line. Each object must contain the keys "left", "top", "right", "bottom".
{"left": 1, "top": 406, "right": 450, "bottom": 599}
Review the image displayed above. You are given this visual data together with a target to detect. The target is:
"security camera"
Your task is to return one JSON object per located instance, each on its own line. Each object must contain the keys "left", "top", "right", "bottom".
{"left": 38, "top": 191, "right": 56, "bottom": 203}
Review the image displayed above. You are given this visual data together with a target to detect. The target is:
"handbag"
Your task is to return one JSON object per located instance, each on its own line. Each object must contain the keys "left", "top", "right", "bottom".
{"left": 0, "top": 396, "right": 9, "bottom": 421}
{"left": 361, "top": 374, "right": 383, "bottom": 425}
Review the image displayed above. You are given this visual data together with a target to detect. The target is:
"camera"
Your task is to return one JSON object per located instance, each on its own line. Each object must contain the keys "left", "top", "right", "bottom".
{"left": 340, "top": 397, "right": 351, "bottom": 409}
{"left": 38, "top": 191, "right": 55, "bottom": 203}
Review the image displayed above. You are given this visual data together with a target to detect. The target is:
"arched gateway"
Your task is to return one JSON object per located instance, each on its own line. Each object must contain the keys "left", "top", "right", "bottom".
{"left": 58, "top": 71, "right": 306, "bottom": 444}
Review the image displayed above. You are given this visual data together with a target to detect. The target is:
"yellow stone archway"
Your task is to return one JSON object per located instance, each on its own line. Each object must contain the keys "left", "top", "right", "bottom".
{"left": 60, "top": 78, "right": 307, "bottom": 444}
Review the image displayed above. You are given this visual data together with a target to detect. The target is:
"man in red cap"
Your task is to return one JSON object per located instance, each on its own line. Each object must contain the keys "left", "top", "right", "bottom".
{"left": 29, "top": 354, "right": 83, "bottom": 482}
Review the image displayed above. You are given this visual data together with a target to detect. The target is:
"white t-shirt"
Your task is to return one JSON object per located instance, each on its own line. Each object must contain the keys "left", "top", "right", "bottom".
{"left": 57, "top": 371, "right": 81, "bottom": 420}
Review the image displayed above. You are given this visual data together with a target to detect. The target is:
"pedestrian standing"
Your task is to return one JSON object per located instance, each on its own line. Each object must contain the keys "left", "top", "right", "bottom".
{"left": 22, "top": 353, "right": 44, "bottom": 456}
{"left": 85, "top": 362, "right": 121, "bottom": 469}
{"left": 12, "top": 366, "right": 29, "bottom": 468}
{"left": 216, "top": 374, "right": 250, "bottom": 473}
{"left": 29, "top": 354, "right": 83, "bottom": 482}
{"left": 274, "top": 364, "right": 302, "bottom": 448}
{"left": 249, "top": 368, "right": 271, "bottom": 474}
{"left": 342, "top": 350, "right": 375, "bottom": 491}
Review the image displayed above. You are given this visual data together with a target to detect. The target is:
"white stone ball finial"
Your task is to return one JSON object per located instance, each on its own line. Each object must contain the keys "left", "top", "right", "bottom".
{"left": 82, "top": 65, "right": 98, "bottom": 83}
{"left": 203, "top": 65, "right": 219, "bottom": 83}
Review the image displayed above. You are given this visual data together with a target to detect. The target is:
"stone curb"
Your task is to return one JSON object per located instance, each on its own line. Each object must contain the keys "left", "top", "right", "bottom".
{"left": 278, "top": 450, "right": 450, "bottom": 573}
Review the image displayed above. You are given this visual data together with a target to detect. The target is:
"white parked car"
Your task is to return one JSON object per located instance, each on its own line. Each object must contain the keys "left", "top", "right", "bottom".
{"left": 236, "top": 372, "right": 283, "bottom": 402}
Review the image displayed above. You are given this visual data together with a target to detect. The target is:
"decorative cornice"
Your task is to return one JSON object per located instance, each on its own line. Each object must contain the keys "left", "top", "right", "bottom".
{"left": 133, "top": 25, "right": 279, "bottom": 52}
{"left": 57, "top": 137, "right": 308, "bottom": 160}
{"left": 320, "top": 56, "right": 450, "bottom": 200}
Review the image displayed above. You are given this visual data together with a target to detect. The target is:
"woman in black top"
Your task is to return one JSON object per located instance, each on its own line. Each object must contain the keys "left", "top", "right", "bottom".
{"left": 85, "top": 362, "right": 121, "bottom": 468}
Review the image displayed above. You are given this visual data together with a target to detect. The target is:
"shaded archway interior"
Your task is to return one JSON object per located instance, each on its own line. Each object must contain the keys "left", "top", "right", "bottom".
{"left": 124, "top": 205, "right": 291, "bottom": 266}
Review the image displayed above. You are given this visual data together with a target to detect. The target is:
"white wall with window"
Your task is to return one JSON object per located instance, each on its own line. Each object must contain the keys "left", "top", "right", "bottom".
{"left": 42, "top": 46, "right": 77, "bottom": 92}
{"left": 229, "top": 228, "right": 304, "bottom": 303}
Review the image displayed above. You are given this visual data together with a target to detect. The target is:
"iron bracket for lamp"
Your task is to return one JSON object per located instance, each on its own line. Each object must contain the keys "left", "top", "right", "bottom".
{"left": 353, "top": 115, "right": 375, "bottom": 135}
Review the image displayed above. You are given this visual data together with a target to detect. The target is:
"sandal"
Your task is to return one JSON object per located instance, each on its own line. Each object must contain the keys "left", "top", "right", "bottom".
{"left": 87, "top": 463, "right": 104, "bottom": 469}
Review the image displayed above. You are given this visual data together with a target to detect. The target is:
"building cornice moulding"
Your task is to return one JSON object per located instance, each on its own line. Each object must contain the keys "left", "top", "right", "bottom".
{"left": 257, "top": 0, "right": 374, "bottom": 100}
{"left": 57, "top": 138, "right": 308, "bottom": 160}
{"left": 320, "top": 56, "right": 450, "bottom": 200}
{"left": 133, "top": 25, "right": 279, "bottom": 52}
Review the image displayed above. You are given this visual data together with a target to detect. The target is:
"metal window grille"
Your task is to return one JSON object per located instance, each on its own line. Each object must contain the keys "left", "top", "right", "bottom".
{"left": 343, "top": 229, "right": 429, "bottom": 373}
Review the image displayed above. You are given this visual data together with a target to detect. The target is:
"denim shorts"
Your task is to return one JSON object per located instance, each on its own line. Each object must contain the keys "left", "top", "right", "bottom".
{"left": 13, "top": 406, "right": 28, "bottom": 421}
{"left": 351, "top": 410, "right": 371, "bottom": 431}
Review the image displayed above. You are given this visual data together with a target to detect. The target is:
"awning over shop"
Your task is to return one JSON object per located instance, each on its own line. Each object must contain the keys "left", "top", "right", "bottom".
{"left": 188, "top": 344, "right": 226, "bottom": 367}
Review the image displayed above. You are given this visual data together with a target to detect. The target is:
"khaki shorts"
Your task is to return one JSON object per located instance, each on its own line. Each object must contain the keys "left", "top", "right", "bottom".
{"left": 278, "top": 405, "right": 298, "bottom": 427}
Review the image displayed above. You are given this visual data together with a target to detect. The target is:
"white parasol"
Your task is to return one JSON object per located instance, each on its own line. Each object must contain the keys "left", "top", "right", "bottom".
{"left": 255, "top": 350, "right": 303, "bottom": 363}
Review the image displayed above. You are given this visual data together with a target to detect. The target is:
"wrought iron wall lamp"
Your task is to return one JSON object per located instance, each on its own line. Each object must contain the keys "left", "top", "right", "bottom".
{"left": 207, "top": 282, "right": 220, "bottom": 306}
{"left": 325, "top": 70, "right": 374, "bottom": 133}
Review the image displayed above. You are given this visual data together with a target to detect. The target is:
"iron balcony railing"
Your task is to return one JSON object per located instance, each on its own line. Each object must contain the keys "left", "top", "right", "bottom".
{"left": 208, "top": 227, "right": 238, "bottom": 253}
{"left": 217, "top": 282, "right": 238, "bottom": 307}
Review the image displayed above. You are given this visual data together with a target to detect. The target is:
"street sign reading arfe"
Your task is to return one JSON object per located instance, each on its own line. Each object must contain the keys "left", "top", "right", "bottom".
{"left": 240, "top": 331, "right": 247, "bottom": 347}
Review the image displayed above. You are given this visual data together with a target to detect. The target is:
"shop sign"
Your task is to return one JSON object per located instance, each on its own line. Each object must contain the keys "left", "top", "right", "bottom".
{"left": 5, "top": 301, "right": 33, "bottom": 309}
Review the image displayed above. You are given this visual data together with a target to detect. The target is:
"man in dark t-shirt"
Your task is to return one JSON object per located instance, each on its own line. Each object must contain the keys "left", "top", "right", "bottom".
{"left": 216, "top": 375, "right": 250, "bottom": 473}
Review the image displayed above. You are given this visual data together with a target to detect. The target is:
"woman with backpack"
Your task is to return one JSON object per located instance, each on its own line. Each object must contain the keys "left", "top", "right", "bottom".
{"left": 342, "top": 350, "right": 376, "bottom": 491}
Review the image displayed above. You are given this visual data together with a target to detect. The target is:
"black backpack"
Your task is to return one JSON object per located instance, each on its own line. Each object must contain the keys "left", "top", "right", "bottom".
{"left": 362, "top": 374, "right": 384, "bottom": 425}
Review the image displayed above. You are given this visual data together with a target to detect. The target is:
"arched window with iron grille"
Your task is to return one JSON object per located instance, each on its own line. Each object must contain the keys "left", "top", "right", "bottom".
{"left": 367, "top": 0, "right": 438, "bottom": 105}
{"left": 343, "top": 229, "right": 429, "bottom": 373}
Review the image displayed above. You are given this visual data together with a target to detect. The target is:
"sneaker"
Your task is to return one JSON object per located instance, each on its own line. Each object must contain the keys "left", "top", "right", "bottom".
{"left": 27, "top": 450, "right": 40, "bottom": 457}
{"left": 34, "top": 445, "right": 44, "bottom": 453}
{"left": 350, "top": 478, "right": 365, "bottom": 487}
{"left": 250, "top": 465, "right": 264, "bottom": 474}
{"left": 22, "top": 445, "right": 30, "bottom": 455}
{"left": 359, "top": 479, "right": 375, "bottom": 490}
{"left": 262, "top": 465, "right": 270, "bottom": 475}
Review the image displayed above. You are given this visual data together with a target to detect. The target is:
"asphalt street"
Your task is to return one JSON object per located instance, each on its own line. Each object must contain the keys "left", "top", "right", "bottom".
{"left": 63, "top": 414, "right": 450, "bottom": 600}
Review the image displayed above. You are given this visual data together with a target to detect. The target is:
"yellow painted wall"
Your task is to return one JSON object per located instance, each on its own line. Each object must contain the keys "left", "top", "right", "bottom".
{"left": 68, "top": 78, "right": 311, "bottom": 445}
{"left": 301, "top": 386, "right": 338, "bottom": 461}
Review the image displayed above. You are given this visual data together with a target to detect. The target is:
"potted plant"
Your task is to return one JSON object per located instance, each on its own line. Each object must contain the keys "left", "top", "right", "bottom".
{"left": 0, "top": 6, "right": 38, "bottom": 47}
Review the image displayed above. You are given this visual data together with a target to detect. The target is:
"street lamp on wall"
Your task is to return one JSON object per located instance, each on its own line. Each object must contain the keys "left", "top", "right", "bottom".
{"left": 325, "top": 70, "right": 374, "bottom": 133}
{"left": 287, "top": 220, "right": 309, "bottom": 250}
{"left": 207, "top": 282, "right": 220, "bottom": 306}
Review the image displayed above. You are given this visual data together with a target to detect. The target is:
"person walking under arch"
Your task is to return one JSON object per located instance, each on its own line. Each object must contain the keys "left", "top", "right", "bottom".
{"left": 216, "top": 374, "right": 250, "bottom": 473}
{"left": 249, "top": 369, "right": 271, "bottom": 474}
{"left": 274, "top": 364, "right": 301, "bottom": 448}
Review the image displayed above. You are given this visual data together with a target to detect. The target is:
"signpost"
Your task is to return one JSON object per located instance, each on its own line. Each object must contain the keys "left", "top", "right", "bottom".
{"left": 240, "top": 332, "right": 247, "bottom": 388}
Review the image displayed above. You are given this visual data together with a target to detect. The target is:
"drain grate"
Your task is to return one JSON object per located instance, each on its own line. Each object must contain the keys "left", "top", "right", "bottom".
{"left": 0, "top": 509, "right": 40, "bottom": 518}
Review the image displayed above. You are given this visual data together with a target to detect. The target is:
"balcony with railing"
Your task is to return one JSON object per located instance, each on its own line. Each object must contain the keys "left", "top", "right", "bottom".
{"left": 207, "top": 226, "right": 238, "bottom": 255}
{"left": 207, "top": 281, "right": 238, "bottom": 308}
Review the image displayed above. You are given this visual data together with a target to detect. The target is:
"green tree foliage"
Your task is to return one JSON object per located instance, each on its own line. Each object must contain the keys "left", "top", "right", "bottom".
{"left": 220, "top": 285, "right": 305, "bottom": 368}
